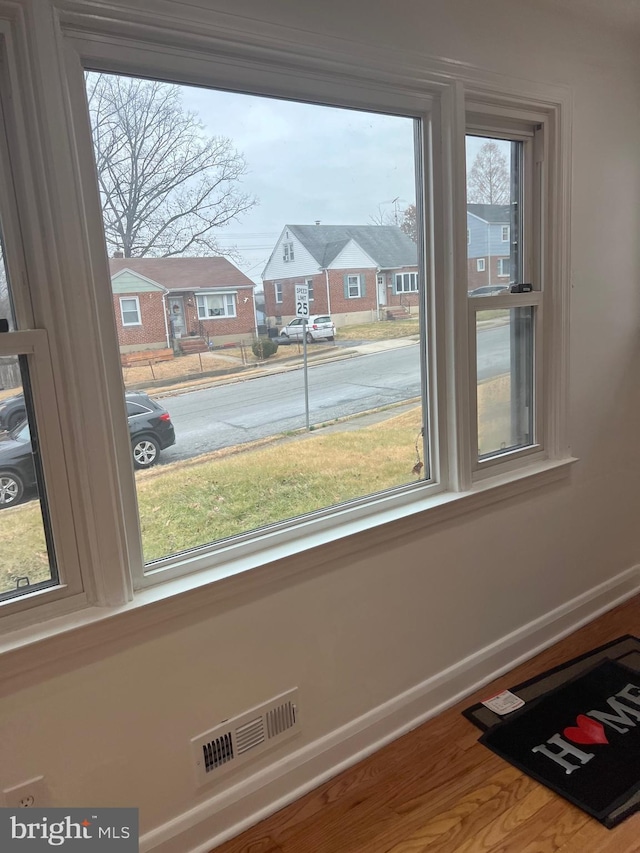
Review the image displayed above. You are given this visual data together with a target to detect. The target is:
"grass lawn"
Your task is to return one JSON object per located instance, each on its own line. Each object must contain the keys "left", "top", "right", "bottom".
{"left": 336, "top": 319, "right": 419, "bottom": 340}
{"left": 0, "top": 405, "right": 424, "bottom": 590}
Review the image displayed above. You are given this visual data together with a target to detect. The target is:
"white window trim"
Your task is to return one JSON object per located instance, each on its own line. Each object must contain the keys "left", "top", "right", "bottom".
{"left": 476, "top": 258, "right": 485, "bottom": 272}
{"left": 501, "top": 225, "right": 510, "bottom": 242}
{"left": 119, "top": 295, "right": 141, "bottom": 325}
{"left": 347, "top": 274, "right": 361, "bottom": 298}
{"left": 196, "top": 292, "right": 237, "bottom": 319}
{"left": 0, "top": 2, "right": 571, "bottom": 648}
{"left": 275, "top": 282, "right": 283, "bottom": 304}
{"left": 497, "top": 258, "right": 510, "bottom": 277}
{"left": 394, "top": 272, "right": 418, "bottom": 293}
{"left": 306, "top": 278, "right": 314, "bottom": 301}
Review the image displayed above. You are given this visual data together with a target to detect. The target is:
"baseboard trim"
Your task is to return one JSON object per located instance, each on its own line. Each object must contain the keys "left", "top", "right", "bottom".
{"left": 143, "top": 563, "right": 640, "bottom": 853}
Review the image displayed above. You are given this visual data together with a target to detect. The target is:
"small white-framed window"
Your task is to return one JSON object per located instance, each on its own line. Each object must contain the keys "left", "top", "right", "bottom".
{"left": 283, "top": 242, "right": 294, "bottom": 262}
{"left": 466, "top": 129, "right": 545, "bottom": 471}
{"left": 120, "top": 296, "right": 141, "bottom": 325}
{"left": 275, "top": 282, "right": 283, "bottom": 304}
{"left": 345, "top": 274, "right": 362, "bottom": 298}
{"left": 306, "top": 278, "right": 314, "bottom": 301}
{"left": 394, "top": 272, "right": 418, "bottom": 293}
{"left": 196, "top": 293, "right": 236, "bottom": 318}
{"left": 476, "top": 258, "right": 486, "bottom": 272}
{"left": 497, "top": 258, "right": 510, "bottom": 277}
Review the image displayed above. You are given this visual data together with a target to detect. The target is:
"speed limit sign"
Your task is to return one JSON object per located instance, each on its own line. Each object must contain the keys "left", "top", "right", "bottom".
{"left": 295, "top": 283, "right": 309, "bottom": 318}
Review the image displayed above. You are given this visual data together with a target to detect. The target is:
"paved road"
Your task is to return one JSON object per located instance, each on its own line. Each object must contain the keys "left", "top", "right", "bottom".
{"left": 158, "top": 324, "right": 510, "bottom": 464}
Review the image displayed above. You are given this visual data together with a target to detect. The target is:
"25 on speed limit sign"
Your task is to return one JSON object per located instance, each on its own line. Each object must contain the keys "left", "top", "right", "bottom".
{"left": 295, "top": 283, "right": 309, "bottom": 317}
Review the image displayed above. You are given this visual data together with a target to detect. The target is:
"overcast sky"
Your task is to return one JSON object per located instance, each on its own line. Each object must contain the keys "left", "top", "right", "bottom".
{"left": 180, "top": 85, "right": 423, "bottom": 283}
{"left": 105, "top": 78, "right": 486, "bottom": 285}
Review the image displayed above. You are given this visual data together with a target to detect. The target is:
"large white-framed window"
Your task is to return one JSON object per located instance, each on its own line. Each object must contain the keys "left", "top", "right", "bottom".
{"left": 395, "top": 272, "right": 418, "bottom": 293}
{"left": 119, "top": 296, "right": 141, "bottom": 325}
{"left": 196, "top": 293, "right": 236, "bottom": 318}
{"left": 275, "top": 282, "right": 283, "bottom": 304}
{"left": 0, "top": 2, "right": 569, "bottom": 637}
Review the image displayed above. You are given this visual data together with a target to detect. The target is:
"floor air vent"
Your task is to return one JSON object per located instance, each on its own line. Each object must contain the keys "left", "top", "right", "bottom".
{"left": 192, "top": 688, "right": 299, "bottom": 786}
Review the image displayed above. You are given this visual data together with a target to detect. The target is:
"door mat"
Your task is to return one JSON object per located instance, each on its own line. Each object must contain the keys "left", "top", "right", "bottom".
{"left": 464, "top": 635, "right": 640, "bottom": 732}
{"left": 478, "top": 659, "right": 640, "bottom": 826}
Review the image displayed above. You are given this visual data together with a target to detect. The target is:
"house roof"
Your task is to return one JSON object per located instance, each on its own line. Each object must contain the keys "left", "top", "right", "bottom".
{"left": 467, "top": 204, "right": 510, "bottom": 224}
{"left": 287, "top": 224, "right": 417, "bottom": 269}
{"left": 108, "top": 257, "right": 255, "bottom": 291}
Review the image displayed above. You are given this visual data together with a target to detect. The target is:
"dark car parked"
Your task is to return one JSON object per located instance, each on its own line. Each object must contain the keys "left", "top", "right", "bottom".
{"left": 0, "top": 391, "right": 176, "bottom": 507}
{"left": 0, "top": 393, "right": 26, "bottom": 432}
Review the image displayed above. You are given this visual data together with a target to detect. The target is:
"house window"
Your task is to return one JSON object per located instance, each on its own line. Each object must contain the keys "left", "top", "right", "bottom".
{"left": 394, "top": 272, "right": 418, "bottom": 293}
{"left": 0, "top": 19, "right": 567, "bottom": 626}
{"left": 306, "top": 278, "right": 314, "bottom": 301}
{"left": 120, "top": 296, "right": 141, "bottom": 325}
{"left": 467, "top": 133, "right": 542, "bottom": 466}
{"left": 283, "top": 242, "right": 294, "bottom": 262}
{"left": 346, "top": 274, "right": 362, "bottom": 298}
{"left": 497, "top": 258, "right": 510, "bottom": 277}
{"left": 275, "top": 282, "right": 283, "bottom": 304}
{"left": 476, "top": 258, "right": 486, "bottom": 272}
{"left": 467, "top": 229, "right": 470, "bottom": 245}
{"left": 196, "top": 293, "right": 236, "bottom": 318}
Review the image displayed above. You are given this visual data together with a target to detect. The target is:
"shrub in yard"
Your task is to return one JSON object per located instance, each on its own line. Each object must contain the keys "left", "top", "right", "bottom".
{"left": 252, "top": 338, "right": 279, "bottom": 359}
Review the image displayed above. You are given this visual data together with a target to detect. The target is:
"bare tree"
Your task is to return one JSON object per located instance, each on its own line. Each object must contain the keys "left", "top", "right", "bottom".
{"left": 369, "top": 204, "right": 396, "bottom": 227}
{"left": 467, "top": 142, "right": 510, "bottom": 204}
{"left": 86, "top": 73, "right": 257, "bottom": 257}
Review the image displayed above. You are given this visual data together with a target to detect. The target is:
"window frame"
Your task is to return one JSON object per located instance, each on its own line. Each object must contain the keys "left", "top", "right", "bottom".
{"left": 346, "top": 274, "right": 362, "bottom": 298}
{"left": 0, "top": 1, "right": 572, "bottom": 643}
{"left": 305, "top": 278, "right": 314, "bottom": 301}
{"left": 476, "top": 258, "right": 485, "bottom": 273}
{"left": 497, "top": 257, "right": 510, "bottom": 277}
{"left": 274, "top": 282, "right": 283, "bottom": 304}
{"left": 394, "top": 272, "right": 418, "bottom": 293}
{"left": 465, "top": 121, "right": 548, "bottom": 476}
{"left": 196, "top": 292, "right": 237, "bottom": 319}
{"left": 119, "top": 295, "right": 141, "bottom": 326}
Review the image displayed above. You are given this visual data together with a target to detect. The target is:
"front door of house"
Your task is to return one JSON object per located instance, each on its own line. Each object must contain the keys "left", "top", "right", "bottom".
{"left": 377, "top": 274, "right": 387, "bottom": 306}
{"left": 169, "top": 296, "right": 186, "bottom": 338}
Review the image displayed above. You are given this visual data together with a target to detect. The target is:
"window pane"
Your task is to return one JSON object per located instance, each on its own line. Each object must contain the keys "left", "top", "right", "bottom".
{"left": 476, "top": 307, "right": 534, "bottom": 457}
{"left": 85, "top": 71, "right": 427, "bottom": 567}
{"left": 466, "top": 135, "right": 521, "bottom": 297}
{"left": 0, "top": 354, "right": 58, "bottom": 601}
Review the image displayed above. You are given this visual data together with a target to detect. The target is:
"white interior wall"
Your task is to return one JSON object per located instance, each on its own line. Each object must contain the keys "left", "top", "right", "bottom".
{"left": 2, "top": 0, "right": 640, "bottom": 849}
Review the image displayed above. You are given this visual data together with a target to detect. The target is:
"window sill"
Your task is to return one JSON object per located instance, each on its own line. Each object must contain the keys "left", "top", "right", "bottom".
{"left": 0, "top": 456, "right": 576, "bottom": 690}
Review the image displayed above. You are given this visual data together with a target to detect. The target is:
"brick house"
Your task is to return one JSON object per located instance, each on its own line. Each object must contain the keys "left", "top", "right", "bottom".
{"left": 262, "top": 224, "right": 419, "bottom": 329}
{"left": 466, "top": 204, "right": 512, "bottom": 291}
{"left": 109, "top": 257, "right": 257, "bottom": 353}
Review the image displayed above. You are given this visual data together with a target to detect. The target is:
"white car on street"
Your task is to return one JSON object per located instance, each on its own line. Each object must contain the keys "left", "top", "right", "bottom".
{"left": 279, "top": 315, "right": 336, "bottom": 343}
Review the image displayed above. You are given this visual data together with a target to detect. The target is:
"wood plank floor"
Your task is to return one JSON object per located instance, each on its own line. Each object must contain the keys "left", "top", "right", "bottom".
{"left": 214, "top": 595, "right": 640, "bottom": 853}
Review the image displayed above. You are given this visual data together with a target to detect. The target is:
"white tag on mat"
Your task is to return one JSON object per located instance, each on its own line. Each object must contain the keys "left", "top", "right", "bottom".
{"left": 481, "top": 689, "right": 525, "bottom": 715}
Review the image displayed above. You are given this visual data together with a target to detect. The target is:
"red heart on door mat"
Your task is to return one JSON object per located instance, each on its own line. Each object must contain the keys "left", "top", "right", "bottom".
{"left": 563, "top": 714, "right": 608, "bottom": 745}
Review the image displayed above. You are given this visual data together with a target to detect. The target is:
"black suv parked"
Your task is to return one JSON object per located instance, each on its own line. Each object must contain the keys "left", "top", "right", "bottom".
{"left": 0, "top": 391, "right": 176, "bottom": 507}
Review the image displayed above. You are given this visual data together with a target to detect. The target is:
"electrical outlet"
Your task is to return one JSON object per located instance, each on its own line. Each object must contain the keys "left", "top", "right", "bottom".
{"left": 2, "top": 776, "right": 47, "bottom": 808}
